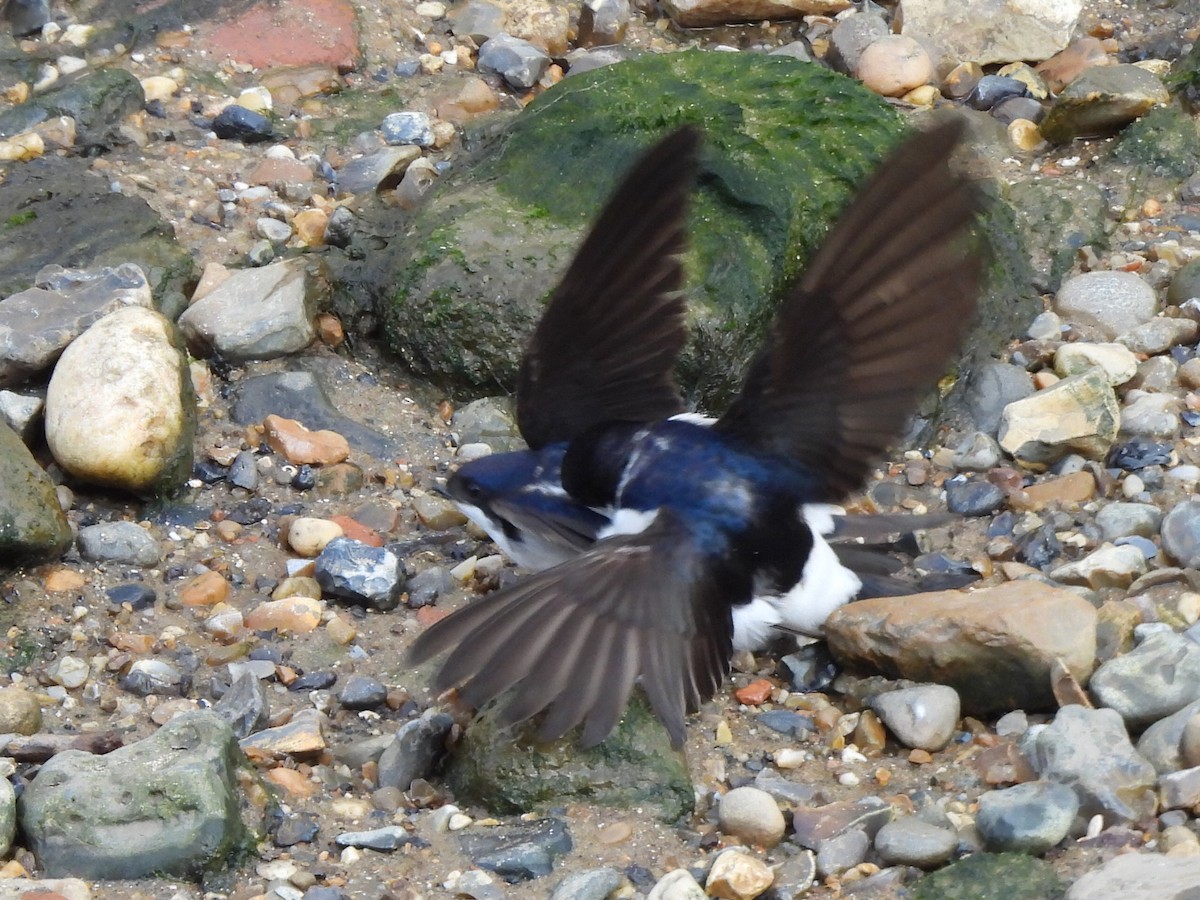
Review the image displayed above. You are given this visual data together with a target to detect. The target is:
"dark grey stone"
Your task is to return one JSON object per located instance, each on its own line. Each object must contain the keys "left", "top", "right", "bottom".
{"left": 314, "top": 537, "right": 404, "bottom": 610}
{"left": 975, "top": 781, "right": 1078, "bottom": 854}
{"left": 338, "top": 675, "right": 388, "bottom": 711}
{"left": 458, "top": 817, "right": 572, "bottom": 882}
{"left": 377, "top": 708, "right": 453, "bottom": 790}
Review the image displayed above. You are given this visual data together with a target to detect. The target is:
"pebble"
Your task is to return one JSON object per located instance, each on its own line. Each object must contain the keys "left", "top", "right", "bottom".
{"left": 856, "top": 35, "right": 933, "bottom": 97}
{"left": 951, "top": 432, "right": 1002, "bottom": 471}
{"left": 717, "top": 786, "right": 786, "bottom": 848}
{"left": 873, "top": 817, "right": 957, "bottom": 868}
{"left": 243, "top": 597, "right": 323, "bottom": 633}
{"left": 381, "top": 111, "right": 436, "bottom": 147}
{"left": 549, "top": 867, "right": 624, "bottom": 900}
{"left": 1162, "top": 501, "right": 1200, "bottom": 568}
{"left": 287, "top": 516, "right": 345, "bottom": 557}
{"left": 0, "top": 686, "right": 42, "bottom": 734}
{"left": 1050, "top": 542, "right": 1148, "bottom": 590}
{"left": 1066, "top": 853, "right": 1200, "bottom": 899}
{"left": 335, "top": 825, "right": 415, "bottom": 851}
{"left": 457, "top": 817, "right": 572, "bottom": 882}
{"left": 256, "top": 217, "right": 293, "bottom": 244}
{"left": 212, "top": 104, "right": 274, "bottom": 142}
{"left": 998, "top": 368, "right": 1119, "bottom": 469}
{"left": 870, "top": 684, "right": 960, "bottom": 751}
{"left": 944, "top": 478, "right": 1005, "bottom": 516}
{"left": 705, "top": 849, "right": 775, "bottom": 900}
{"left": 264, "top": 415, "right": 350, "bottom": 466}
{"left": 1053, "top": 342, "right": 1138, "bottom": 384}
{"left": 314, "top": 537, "right": 405, "bottom": 611}
{"left": 1096, "top": 502, "right": 1163, "bottom": 541}
{"left": 648, "top": 869, "right": 707, "bottom": 899}
{"left": 338, "top": 675, "right": 388, "bottom": 710}
{"left": 476, "top": 33, "right": 550, "bottom": 90}
{"left": 1054, "top": 271, "right": 1158, "bottom": 339}
{"left": 974, "top": 781, "right": 1079, "bottom": 854}
{"left": 1090, "top": 631, "right": 1200, "bottom": 727}
{"left": 77, "top": 522, "right": 160, "bottom": 566}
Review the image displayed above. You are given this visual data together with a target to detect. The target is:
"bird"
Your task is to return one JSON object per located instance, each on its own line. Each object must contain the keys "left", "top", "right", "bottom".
{"left": 410, "top": 120, "right": 981, "bottom": 749}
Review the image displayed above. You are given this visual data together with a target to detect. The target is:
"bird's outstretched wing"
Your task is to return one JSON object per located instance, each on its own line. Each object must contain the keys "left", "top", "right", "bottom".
{"left": 491, "top": 489, "right": 610, "bottom": 555}
{"left": 714, "top": 120, "right": 981, "bottom": 499}
{"left": 516, "top": 127, "right": 700, "bottom": 450}
{"left": 407, "top": 511, "right": 732, "bottom": 748}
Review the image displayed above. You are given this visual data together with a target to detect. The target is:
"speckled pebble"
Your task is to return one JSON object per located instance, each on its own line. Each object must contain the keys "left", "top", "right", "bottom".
{"left": 870, "top": 684, "right": 960, "bottom": 751}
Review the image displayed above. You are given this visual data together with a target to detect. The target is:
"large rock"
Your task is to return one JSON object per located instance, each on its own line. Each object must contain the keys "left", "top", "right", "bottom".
{"left": 0, "top": 156, "right": 194, "bottom": 312}
{"left": 824, "top": 581, "right": 1097, "bottom": 715}
{"left": 0, "top": 264, "right": 154, "bottom": 388}
{"left": 177, "top": 257, "right": 325, "bottom": 362}
{"left": 45, "top": 306, "right": 194, "bottom": 495}
{"left": 997, "top": 367, "right": 1119, "bottom": 469}
{"left": 0, "top": 68, "right": 145, "bottom": 150}
{"left": 899, "top": 0, "right": 1083, "bottom": 66}
{"left": 443, "top": 692, "right": 693, "bottom": 822}
{"left": 383, "top": 51, "right": 1035, "bottom": 413}
{"left": 1020, "top": 705, "right": 1157, "bottom": 824}
{"left": 0, "top": 420, "right": 71, "bottom": 564}
{"left": 662, "top": 0, "right": 850, "bottom": 28}
{"left": 19, "top": 711, "right": 264, "bottom": 879}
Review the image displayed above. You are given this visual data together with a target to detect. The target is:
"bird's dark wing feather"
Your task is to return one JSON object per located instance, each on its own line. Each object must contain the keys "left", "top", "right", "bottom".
{"left": 407, "top": 511, "right": 732, "bottom": 748}
{"left": 516, "top": 127, "right": 701, "bottom": 450}
{"left": 714, "top": 120, "right": 981, "bottom": 499}
{"left": 490, "top": 491, "right": 609, "bottom": 555}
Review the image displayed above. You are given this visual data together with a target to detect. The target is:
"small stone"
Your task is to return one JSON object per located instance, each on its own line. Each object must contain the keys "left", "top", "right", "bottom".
{"left": 0, "top": 686, "right": 42, "bottom": 734}
{"left": 240, "top": 710, "right": 326, "bottom": 757}
{"left": 1050, "top": 542, "right": 1148, "bottom": 589}
{"left": 1090, "top": 631, "right": 1200, "bottom": 727}
{"left": 873, "top": 817, "right": 957, "bottom": 868}
{"left": 335, "top": 825, "right": 414, "bottom": 851}
{"left": 256, "top": 217, "right": 293, "bottom": 244}
{"left": 293, "top": 208, "right": 328, "bottom": 247}
{"left": 287, "top": 516, "right": 345, "bottom": 557}
{"left": 77, "top": 522, "right": 159, "bottom": 566}
{"left": 243, "top": 597, "right": 323, "bottom": 633}
{"left": 1160, "top": 766, "right": 1200, "bottom": 810}
{"left": 212, "top": 104, "right": 274, "bottom": 142}
{"left": 476, "top": 33, "right": 550, "bottom": 90}
{"left": 975, "top": 781, "right": 1078, "bottom": 854}
{"left": 412, "top": 493, "right": 469, "bottom": 530}
{"left": 718, "top": 787, "right": 786, "bottom": 848}
{"left": 944, "top": 479, "right": 1005, "bottom": 516}
{"left": 870, "top": 684, "right": 960, "bottom": 751}
{"left": 705, "top": 849, "right": 775, "bottom": 900}
{"left": 1066, "top": 852, "right": 1200, "bottom": 899}
{"left": 1053, "top": 342, "right": 1138, "bottom": 384}
{"left": 648, "top": 869, "right": 707, "bottom": 898}
{"left": 735, "top": 679, "right": 774, "bottom": 705}
{"left": 1162, "top": 501, "right": 1200, "bottom": 568}
{"left": 1096, "top": 503, "right": 1163, "bottom": 542}
{"left": 339, "top": 675, "right": 388, "bottom": 711}
{"left": 382, "top": 111, "right": 436, "bottom": 147}
{"left": 179, "top": 570, "right": 229, "bottom": 607}
{"left": 1040, "top": 64, "right": 1170, "bottom": 143}
{"left": 549, "top": 867, "right": 623, "bottom": 900}
{"left": 264, "top": 414, "right": 350, "bottom": 466}
{"left": 1119, "top": 318, "right": 1199, "bottom": 355}
{"left": 856, "top": 35, "right": 933, "bottom": 97}
{"left": 314, "top": 537, "right": 405, "bottom": 611}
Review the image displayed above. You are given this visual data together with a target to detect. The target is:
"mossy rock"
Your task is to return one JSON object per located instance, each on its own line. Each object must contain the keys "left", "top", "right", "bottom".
{"left": 1111, "top": 104, "right": 1200, "bottom": 179}
{"left": 384, "top": 50, "right": 910, "bottom": 410}
{"left": 444, "top": 692, "right": 694, "bottom": 823}
{"left": 1006, "top": 177, "right": 1108, "bottom": 293}
{"left": 0, "top": 422, "right": 71, "bottom": 566}
{"left": 913, "top": 853, "right": 1065, "bottom": 900}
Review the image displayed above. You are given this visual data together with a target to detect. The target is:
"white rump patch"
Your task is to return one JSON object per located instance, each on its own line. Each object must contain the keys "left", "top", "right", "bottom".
{"left": 598, "top": 507, "right": 659, "bottom": 539}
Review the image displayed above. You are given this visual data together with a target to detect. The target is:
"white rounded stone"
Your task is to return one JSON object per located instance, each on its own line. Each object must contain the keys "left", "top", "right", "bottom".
{"left": 45, "top": 307, "right": 193, "bottom": 494}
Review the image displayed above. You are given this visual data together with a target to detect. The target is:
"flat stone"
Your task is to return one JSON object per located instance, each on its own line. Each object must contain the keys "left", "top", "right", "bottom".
{"left": 1021, "top": 705, "right": 1157, "bottom": 823}
{"left": 77, "top": 522, "right": 159, "bottom": 567}
{"left": 178, "top": 257, "right": 325, "bottom": 362}
{"left": 663, "top": 0, "right": 847, "bottom": 26}
{"left": 1066, "top": 853, "right": 1200, "bottom": 899}
{"left": 476, "top": 33, "right": 550, "bottom": 90}
{"left": 195, "top": 0, "right": 359, "bottom": 70}
{"left": 1120, "top": 392, "right": 1182, "bottom": 439}
{"left": 825, "top": 581, "right": 1097, "bottom": 715}
{"left": 899, "top": 0, "right": 1082, "bottom": 65}
{"left": 1119, "top": 317, "right": 1199, "bottom": 355}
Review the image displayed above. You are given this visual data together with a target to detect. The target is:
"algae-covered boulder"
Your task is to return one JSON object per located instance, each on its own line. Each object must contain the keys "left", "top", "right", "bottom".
{"left": 385, "top": 50, "right": 910, "bottom": 409}
{"left": 444, "top": 692, "right": 694, "bottom": 823}
{"left": 0, "top": 420, "right": 71, "bottom": 565}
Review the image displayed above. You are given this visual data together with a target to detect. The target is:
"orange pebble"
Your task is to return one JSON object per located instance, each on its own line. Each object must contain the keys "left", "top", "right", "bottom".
{"left": 735, "top": 678, "right": 775, "bottom": 705}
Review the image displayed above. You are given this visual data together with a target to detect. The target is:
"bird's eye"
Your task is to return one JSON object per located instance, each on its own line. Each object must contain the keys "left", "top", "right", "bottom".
{"left": 466, "top": 482, "right": 483, "bottom": 499}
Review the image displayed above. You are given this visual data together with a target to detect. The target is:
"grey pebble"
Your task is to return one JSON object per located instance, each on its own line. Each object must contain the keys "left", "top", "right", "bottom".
{"left": 975, "top": 781, "right": 1078, "bottom": 854}
{"left": 1096, "top": 502, "right": 1163, "bottom": 542}
{"left": 477, "top": 33, "right": 550, "bottom": 90}
{"left": 944, "top": 478, "right": 1005, "bottom": 516}
{"left": 256, "top": 217, "right": 293, "bottom": 244}
{"left": 951, "top": 432, "right": 1002, "bottom": 471}
{"left": 381, "top": 111, "right": 435, "bottom": 147}
{"left": 1162, "top": 500, "right": 1200, "bottom": 568}
{"left": 1053, "top": 270, "right": 1157, "bottom": 339}
{"left": 335, "top": 825, "right": 415, "bottom": 851}
{"left": 549, "top": 867, "right": 624, "bottom": 900}
{"left": 815, "top": 828, "right": 870, "bottom": 878}
{"left": 377, "top": 708, "right": 454, "bottom": 791}
{"left": 338, "top": 675, "right": 388, "bottom": 711}
{"left": 229, "top": 449, "right": 258, "bottom": 490}
{"left": 458, "top": 817, "right": 572, "bottom": 883}
{"left": 1090, "top": 631, "right": 1200, "bottom": 727}
{"left": 871, "top": 684, "right": 960, "bottom": 751}
{"left": 314, "top": 537, "right": 405, "bottom": 611}
{"left": 873, "top": 817, "right": 957, "bottom": 868}
{"left": 718, "top": 785, "right": 786, "bottom": 847}
{"left": 78, "top": 521, "right": 160, "bottom": 566}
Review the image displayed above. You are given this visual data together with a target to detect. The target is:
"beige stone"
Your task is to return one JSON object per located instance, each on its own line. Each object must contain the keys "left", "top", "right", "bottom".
{"left": 857, "top": 35, "right": 933, "bottom": 97}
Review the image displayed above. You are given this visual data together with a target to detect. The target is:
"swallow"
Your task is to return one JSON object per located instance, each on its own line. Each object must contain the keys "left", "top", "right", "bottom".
{"left": 411, "top": 121, "right": 980, "bottom": 748}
